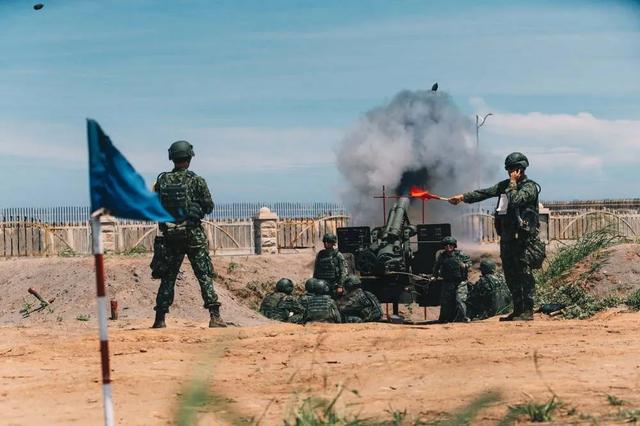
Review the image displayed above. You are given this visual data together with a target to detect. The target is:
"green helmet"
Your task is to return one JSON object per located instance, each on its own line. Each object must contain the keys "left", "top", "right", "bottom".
{"left": 168, "top": 140, "right": 195, "bottom": 161}
{"left": 313, "top": 279, "right": 329, "bottom": 295}
{"left": 276, "top": 278, "right": 294, "bottom": 294}
{"left": 304, "top": 278, "right": 318, "bottom": 293}
{"left": 504, "top": 152, "right": 529, "bottom": 170}
{"left": 442, "top": 236, "right": 457, "bottom": 246}
{"left": 479, "top": 259, "right": 496, "bottom": 274}
{"left": 343, "top": 275, "right": 361, "bottom": 291}
{"left": 322, "top": 233, "right": 337, "bottom": 244}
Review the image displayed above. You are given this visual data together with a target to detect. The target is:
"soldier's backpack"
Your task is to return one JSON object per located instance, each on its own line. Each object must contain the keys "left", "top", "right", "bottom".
{"left": 363, "top": 290, "right": 383, "bottom": 321}
{"left": 156, "top": 171, "right": 196, "bottom": 223}
{"left": 259, "top": 293, "right": 287, "bottom": 321}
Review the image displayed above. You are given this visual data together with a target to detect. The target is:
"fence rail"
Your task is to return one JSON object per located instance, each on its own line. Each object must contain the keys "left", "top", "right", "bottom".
{"left": 1, "top": 202, "right": 346, "bottom": 224}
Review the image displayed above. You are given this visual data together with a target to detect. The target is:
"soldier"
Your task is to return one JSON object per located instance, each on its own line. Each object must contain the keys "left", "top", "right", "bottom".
{"left": 259, "top": 278, "right": 305, "bottom": 324}
{"left": 337, "top": 275, "right": 383, "bottom": 323}
{"left": 433, "top": 236, "right": 471, "bottom": 323}
{"left": 466, "top": 259, "right": 512, "bottom": 320}
{"left": 298, "top": 278, "right": 318, "bottom": 313}
{"left": 304, "top": 280, "right": 342, "bottom": 323}
{"left": 449, "top": 152, "right": 542, "bottom": 321}
{"left": 151, "top": 140, "right": 226, "bottom": 328}
{"left": 313, "top": 233, "right": 348, "bottom": 299}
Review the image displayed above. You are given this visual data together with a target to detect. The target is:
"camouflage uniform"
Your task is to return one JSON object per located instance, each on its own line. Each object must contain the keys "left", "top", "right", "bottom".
{"left": 259, "top": 292, "right": 305, "bottom": 324}
{"left": 153, "top": 168, "right": 219, "bottom": 314}
{"left": 313, "top": 249, "right": 348, "bottom": 298}
{"left": 463, "top": 177, "right": 540, "bottom": 318}
{"left": 467, "top": 273, "right": 512, "bottom": 320}
{"left": 305, "top": 281, "right": 341, "bottom": 324}
{"left": 337, "top": 287, "right": 383, "bottom": 323}
{"left": 433, "top": 249, "right": 471, "bottom": 323}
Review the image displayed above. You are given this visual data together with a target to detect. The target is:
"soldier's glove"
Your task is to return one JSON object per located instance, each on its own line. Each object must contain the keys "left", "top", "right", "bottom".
{"left": 187, "top": 203, "right": 204, "bottom": 221}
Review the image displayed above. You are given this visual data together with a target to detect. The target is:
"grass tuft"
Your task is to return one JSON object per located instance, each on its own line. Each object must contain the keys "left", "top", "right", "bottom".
{"left": 606, "top": 394, "right": 625, "bottom": 406}
{"left": 499, "top": 396, "right": 561, "bottom": 424}
{"left": 536, "top": 228, "right": 623, "bottom": 319}
{"left": 625, "top": 289, "right": 640, "bottom": 311}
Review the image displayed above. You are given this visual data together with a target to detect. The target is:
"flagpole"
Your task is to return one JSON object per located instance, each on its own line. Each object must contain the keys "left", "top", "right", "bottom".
{"left": 91, "top": 209, "right": 114, "bottom": 426}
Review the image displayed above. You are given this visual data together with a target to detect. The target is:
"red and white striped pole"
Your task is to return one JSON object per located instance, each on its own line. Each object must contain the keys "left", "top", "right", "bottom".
{"left": 91, "top": 210, "right": 114, "bottom": 426}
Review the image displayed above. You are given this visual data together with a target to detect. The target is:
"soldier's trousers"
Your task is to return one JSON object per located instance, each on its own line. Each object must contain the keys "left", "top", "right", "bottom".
{"left": 154, "top": 227, "right": 219, "bottom": 314}
{"left": 500, "top": 238, "right": 535, "bottom": 314}
{"left": 439, "top": 280, "right": 468, "bottom": 323}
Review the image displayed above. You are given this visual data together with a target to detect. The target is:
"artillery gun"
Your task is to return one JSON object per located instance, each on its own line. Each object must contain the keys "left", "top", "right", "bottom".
{"left": 337, "top": 196, "right": 451, "bottom": 318}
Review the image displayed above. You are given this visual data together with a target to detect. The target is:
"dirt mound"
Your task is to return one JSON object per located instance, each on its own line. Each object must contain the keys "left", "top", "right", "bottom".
{"left": 562, "top": 243, "right": 640, "bottom": 299}
{"left": 0, "top": 252, "right": 316, "bottom": 327}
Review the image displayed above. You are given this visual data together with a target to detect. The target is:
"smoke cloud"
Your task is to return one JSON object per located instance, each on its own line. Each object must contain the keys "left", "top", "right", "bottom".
{"left": 337, "top": 89, "right": 489, "bottom": 225}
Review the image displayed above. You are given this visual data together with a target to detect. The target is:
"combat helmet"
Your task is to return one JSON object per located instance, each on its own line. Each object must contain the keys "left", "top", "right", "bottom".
{"left": 479, "top": 259, "right": 496, "bottom": 275}
{"left": 304, "top": 278, "right": 318, "bottom": 294}
{"left": 343, "top": 275, "right": 362, "bottom": 291}
{"left": 313, "top": 279, "right": 329, "bottom": 296}
{"left": 168, "top": 140, "right": 195, "bottom": 161}
{"left": 276, "top": 278, "right": 294, "bottom": 294}
{"left": 504, "top": 152, "right": 529, "bottom": 170}
{"left": 442, "top": 236, "right": 457, "bottom": 247}
{"left": 322, "top": 233, "right": 337, "bottom": 244}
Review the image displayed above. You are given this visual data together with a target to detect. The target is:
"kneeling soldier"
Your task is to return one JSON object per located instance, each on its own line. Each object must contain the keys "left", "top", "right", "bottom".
{"left": 304, "top": 280, "right": 341, "bottom": 323}
{"left": 433, "top": 236, "right": 472, "bottom": 323}
{"left": 467, "top": 259, "right": 512, "bottom": 320}
{"left": 338, "top": 275, "right": 383, "bottom": 323}
{"left": 259, "top": 278, "right": 305, "bottom": 324}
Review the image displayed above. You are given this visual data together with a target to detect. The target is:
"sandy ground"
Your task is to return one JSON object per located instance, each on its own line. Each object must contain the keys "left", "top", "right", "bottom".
{"left": 1, "top": 246, "right": 640, "bottom": 425}
{"left": 2, "top": 312, "right": 640, "bottom": 425}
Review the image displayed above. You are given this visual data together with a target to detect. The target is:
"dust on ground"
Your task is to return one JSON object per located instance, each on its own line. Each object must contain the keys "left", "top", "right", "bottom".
{"left": 1, "top": 246, "right": 640, "bottom": 425}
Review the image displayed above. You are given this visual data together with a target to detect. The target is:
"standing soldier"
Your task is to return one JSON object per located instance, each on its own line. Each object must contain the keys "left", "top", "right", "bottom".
{"left": 466, "top": 259, "right": 512, "bottom": 320}
{"left": 337, "top": 275, "right": 383, "bottom": 323}
{"left": 259, "top": 278, "right": 305, "bottom": 324}
{"left": 313, "top": 233, "right": 348, "bottom": 298}
{"left": 448, "top": 152, "right": 543, "bottom": 321}
{"left": 151, "top": 140, "right": 226, "bottom": 328}
{"left": 433, "top": 236, "right": 472, "bottom": 323}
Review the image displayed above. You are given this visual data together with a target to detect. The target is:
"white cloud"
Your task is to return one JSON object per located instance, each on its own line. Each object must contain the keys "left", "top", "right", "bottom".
{"left": 475, "top": 103, "right": 640, "bottom": 173}
{"left": 0, "top": 121, "right": 342, "bottom": 173}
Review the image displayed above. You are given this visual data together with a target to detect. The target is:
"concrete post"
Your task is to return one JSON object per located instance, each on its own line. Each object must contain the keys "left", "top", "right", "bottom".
{"left": 253, "top": 207, "right": 279, "bottom": 255}
{"left": 100, "top": 215, "right": 118, "bottom": 253}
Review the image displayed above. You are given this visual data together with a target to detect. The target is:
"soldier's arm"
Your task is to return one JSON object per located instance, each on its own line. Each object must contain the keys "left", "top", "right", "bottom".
{"left": 336, "top": 252, "right": 348, "bottom": 284}
{"left": 462, "top": 180, "right": 509, "bottom": 204}
{"left": 282, "top": 296, "right": 305, "bottom": 315}
{"left": 433, "top": 252, "right": 443, "bottom": 277}
{"left": 337, "top": 293, "right": 359, "bottom": 315}
{"left": 505, "top": 180, "right": 538, "bottom": 207}
{"left": 459, "top": 252, "right": 472, "bottom": 269}
{"left": 331, "top": 301, "right": 342, "bottom": 323}
{"left": 194, "top": 176, "right": 214, "bottom": 214}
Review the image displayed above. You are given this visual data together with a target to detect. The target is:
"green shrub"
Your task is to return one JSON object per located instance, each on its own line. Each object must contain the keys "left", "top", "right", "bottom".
{"left": 626, "top": 289, "right": 640, "bottom": 311}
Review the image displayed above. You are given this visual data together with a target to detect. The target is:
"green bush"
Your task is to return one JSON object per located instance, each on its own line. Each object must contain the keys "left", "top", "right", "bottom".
{"left": 536, "top": 228, "right": 623, "bottom": 319}
{"left": 626, "top": 289, "right": 640, "bottom": 311}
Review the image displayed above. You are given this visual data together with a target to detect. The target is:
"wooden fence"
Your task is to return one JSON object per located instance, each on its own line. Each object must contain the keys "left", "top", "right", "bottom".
{"left": 456, "top": 211, "right": 640, "bottom": 242}
{"left": 278, "top": 215, "right": 350, "bottom": 249}
{"left": 0, "top": 220, "right": 254, "bottom": 257}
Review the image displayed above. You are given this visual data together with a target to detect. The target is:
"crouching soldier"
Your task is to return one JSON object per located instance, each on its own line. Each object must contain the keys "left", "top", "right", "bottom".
{"left": 434, "top": 236, "right": 472, "bottom": 323}
{"left": 338, "top": 275, "right": 383, "bottom": 323}
{"left": 304, "top": 280, "right": 341, "bottom": 323}
{"left": 298, "top": 278, "right": 318, "bottom": 313}
{"left": 259, "top": 278, "right": 305, "bottom": 324}
{"left": 467, "top": 259, "right": 512, "bottom": 320}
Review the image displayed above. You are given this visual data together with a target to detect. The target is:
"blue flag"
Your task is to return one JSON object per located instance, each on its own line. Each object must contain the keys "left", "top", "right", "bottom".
{"left": 87, "top": 119, "right": 174, "bottom": 222}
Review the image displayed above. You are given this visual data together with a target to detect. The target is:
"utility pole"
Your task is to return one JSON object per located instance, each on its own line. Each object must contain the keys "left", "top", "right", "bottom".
{"left": 475, "top": 113, "right": 493, "bottom": 151}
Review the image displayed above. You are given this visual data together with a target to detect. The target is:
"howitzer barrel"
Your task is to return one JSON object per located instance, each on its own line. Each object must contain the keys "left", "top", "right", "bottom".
{"left": 384, "top": 197, "right": 410, "bottom": 239}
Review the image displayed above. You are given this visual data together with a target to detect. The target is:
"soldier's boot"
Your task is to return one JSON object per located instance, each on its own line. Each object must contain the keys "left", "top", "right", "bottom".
{"left": 209, "top": 305, "right": 227, "bottom": 328}
{"left": 499, "top": 310, "right": 520, "bottom": 322}
{"left": 513, "top": 310, "right": 534, "bottom": 321}
{"left": 152, "top": 311, "right": 166, "bottom": 329}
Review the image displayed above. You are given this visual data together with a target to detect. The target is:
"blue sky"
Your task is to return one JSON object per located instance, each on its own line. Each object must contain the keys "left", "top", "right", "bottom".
{"left": 1, "top": 0, "right": 639, "bottom": 206}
